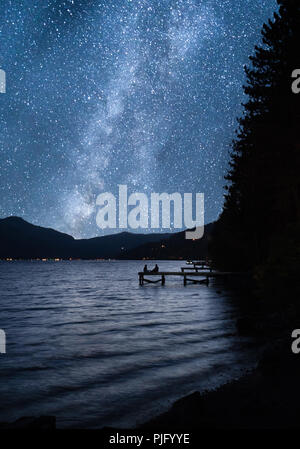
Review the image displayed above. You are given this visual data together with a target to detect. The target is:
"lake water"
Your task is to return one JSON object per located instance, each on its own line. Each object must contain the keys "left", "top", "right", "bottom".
{"left": 0, "top": 260, "right": 259, "bottom": 428}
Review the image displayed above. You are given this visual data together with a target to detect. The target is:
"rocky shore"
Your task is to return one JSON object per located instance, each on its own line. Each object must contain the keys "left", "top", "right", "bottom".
{"left": 0, "top": 416, "right": 56, "bottom": 430}
{"left": 140, "top": 310, "right": 300, "bottom": 430}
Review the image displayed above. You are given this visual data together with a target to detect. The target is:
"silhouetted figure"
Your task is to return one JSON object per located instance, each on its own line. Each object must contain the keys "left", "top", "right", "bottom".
{"left": 152, "top": 264, "right": 159, "bottom": 273}
{"left": 143, "top": 264, "right": 148, "bottom": 273}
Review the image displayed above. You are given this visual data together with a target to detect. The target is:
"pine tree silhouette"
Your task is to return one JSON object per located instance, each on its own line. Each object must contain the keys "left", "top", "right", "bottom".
{"left": 212, "top": 0, "right": 300, "bottom": 297}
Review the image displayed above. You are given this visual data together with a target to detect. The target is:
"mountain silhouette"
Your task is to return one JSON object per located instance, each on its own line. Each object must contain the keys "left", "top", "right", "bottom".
{"left": 0, "top": 216, "right": 213, "bottom": 259}
{"left": 0, "top": 217, "right": 169, "bottom": 259}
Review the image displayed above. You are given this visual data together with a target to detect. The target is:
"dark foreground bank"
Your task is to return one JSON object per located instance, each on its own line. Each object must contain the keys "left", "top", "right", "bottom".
{"left": 140, "top": 298, "right": 300, "bottom": 430}
{"left": 140, "top": 338, "right": 299, "bottom": 429}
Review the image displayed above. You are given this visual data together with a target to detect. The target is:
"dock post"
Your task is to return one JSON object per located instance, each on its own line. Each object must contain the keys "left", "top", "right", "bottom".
{"left": 162, "top": 275, "right": 165, "bottom": 286}
{"left": 184, "top": 274, "right": 187, "bottom": 286}
{"left": 139, "top": 274, "right": 144, "bottom": 286}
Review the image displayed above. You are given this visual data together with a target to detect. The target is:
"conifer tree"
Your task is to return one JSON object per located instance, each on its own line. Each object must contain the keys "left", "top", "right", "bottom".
{"left": 212, "top": 0, "right": 300, "bottom": 296}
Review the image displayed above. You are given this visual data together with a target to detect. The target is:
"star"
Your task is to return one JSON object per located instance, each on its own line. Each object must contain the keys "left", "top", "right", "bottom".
{"left": 0, "top": 0, "right": 278, "bottom": 238}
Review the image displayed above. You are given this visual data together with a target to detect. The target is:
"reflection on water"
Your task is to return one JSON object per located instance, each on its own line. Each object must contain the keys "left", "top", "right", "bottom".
{"left": 0, "top": 260, "right": 258, "bottom": 428}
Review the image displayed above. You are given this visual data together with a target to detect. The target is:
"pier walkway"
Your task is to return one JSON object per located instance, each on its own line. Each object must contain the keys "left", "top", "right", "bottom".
{"left": 138, "top": 271, "right": 244, "bottom": 286}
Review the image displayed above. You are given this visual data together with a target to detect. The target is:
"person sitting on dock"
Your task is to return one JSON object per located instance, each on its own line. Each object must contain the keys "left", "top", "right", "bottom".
{"left": 152, "top": 264, "right": 159, "bottom": 273}
{"left": 143, "top": 264, "right": 148, "bottom": 273}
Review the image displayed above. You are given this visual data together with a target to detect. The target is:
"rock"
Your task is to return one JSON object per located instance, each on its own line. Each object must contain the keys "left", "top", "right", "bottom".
{"left": 0, "top": 416, "right": 56, "bottom": 429}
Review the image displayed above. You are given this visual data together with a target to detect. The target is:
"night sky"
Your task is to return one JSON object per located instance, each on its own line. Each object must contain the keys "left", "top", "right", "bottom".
{"left": 0, "top": 0, "right": 278, "bottom": 238}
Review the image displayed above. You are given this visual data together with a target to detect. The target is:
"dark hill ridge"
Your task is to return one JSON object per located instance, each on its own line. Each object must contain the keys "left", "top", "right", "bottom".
{"left": 72, "top": 231, "right": 173, "bottom": 259}
{"left": 119, "top": 222, "right": 215, "bottom": 260}
{"left": 0, "top": 217, "right": 75, "bottom": 259}
{"left": 0, "top": 216, "right": 214, "bottom": 259}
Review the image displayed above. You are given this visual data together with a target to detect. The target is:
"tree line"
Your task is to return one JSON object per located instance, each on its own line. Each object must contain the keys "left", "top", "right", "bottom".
{"left": 211, "top": 0, "right": 300, "bottom": 299}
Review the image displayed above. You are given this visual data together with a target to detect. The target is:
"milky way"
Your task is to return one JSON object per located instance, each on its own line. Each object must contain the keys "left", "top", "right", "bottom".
{"left": 0, "top": 0, "right": 278, "bottom": 238}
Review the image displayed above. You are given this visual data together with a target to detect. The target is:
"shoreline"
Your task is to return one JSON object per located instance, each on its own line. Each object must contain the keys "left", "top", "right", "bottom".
{"left": 139, "top": 319, "right": 300, "bottom": 429}
{"left": 1, "top": 337, "right": 299, "bottom": 430}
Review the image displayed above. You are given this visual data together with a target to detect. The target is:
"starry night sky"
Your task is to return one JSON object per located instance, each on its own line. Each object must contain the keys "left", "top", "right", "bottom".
{"left": 0, "top": 0, "right": 278, "bottom": 238}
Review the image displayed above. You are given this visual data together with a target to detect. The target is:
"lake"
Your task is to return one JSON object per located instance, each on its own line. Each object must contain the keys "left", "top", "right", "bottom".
{"left": 0, "top": 260, "right": 259, "bottom": 428}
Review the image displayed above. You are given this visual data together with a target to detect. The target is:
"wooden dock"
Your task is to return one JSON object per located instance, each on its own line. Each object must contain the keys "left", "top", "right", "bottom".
{"left": 180, "top": 266, "right": 212, "bottom": 272}
{"left": 138, "top": 271, "right": 241, "bottom": 286}
{"left": 181, "top": 260, "right": 213, "bottom": 273}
